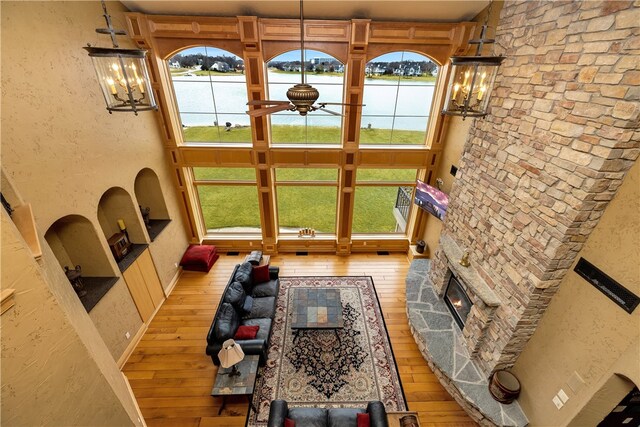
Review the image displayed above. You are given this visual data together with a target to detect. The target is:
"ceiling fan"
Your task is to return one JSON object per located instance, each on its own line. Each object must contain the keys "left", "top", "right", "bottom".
{"left": 246, "top": 0, "right": 364, "bottom": 118}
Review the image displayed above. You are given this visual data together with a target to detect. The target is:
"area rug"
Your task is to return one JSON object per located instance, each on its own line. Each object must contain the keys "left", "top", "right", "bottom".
{"left": 246, "top": 276, "right": 407, "bottom": 426}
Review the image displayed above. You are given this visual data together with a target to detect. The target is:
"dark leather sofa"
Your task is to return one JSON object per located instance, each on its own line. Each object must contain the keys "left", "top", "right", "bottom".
{"left": 206, "top": 262, "right": 280, "bottom": 365}
{"left": 267, "top": 400, "right": 389, "bottom": 427}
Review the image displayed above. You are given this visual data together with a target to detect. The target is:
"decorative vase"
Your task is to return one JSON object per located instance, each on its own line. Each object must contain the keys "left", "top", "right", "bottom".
{"left": 416, "top": 240, "right": 426, "bottom": 254}
{"left": 489, "top": 369, "right": 521, "bottom": 404}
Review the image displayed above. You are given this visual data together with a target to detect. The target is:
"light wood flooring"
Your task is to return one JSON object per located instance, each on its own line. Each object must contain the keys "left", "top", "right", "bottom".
{"left": 123, "top": 253, "right": 476, "bottom": 427}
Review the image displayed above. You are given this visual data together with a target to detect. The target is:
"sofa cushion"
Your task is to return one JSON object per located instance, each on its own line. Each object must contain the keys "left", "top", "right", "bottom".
{"left": 328, "top": 408, "right": 365, "bottom": 427}
{"left": 289, "top": 408, "right": 328, "bottom": 427}
{"left": 243, "top": 295, "right": 254, "bottom": 313}
{"left": 240, "top": 318, "right": 271, "bottom": 341}
{"left": 251, "top": 279, "right": 279, "bottom": 298}
{"left": 234, "top": 325, "right": 259, "bottom": 340}
{"left": 242, "top": 296, "right": 276, "bottom": 319}
{"left": 234, "top": 262, "right": 254, "bottom": 291}
{"left": 252, "top": 264, "right": 270, "bottom": 284}
{"left": 214, "top": 303, "right": 240, "bottom": 341}
{"left": 356, "top": 413, "right": 370, "bottom": 427}
{"left": 224, "top": 281, "right": 246, "bottom": 311}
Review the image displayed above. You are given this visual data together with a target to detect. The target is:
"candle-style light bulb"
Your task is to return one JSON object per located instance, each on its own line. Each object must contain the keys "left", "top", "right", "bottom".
{"left": 106, "top": 77, "right": 117, "bottom": 94}
{"left": 453, "top": 83, "right": 460, "bottom": 98}
{"left": 463, "top": 70, "right": 470, "bottom": 87}
{"left": 477, "top": 85, "right": 486, "bottom": 101}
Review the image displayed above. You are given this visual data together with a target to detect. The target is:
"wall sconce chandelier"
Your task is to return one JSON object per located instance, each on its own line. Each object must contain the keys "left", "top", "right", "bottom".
{"left": 84, "top": 1, "right": 156, "bottom": 115}
{"left": 442, "top": 1, "right": 504, "bottom": 119}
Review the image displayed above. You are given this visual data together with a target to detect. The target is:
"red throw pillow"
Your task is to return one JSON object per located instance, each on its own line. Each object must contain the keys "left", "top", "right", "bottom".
{"left": 234, "top": 325, "right": 259, "bottom": 340}
{"left": 357, "top": 413, "right": 370, "bottom": 427}
{"left": 252, "top": 264, "right": 270, "bottom": 284}
{"left": 285, "top": 418, "right": 295, "bottom": 427}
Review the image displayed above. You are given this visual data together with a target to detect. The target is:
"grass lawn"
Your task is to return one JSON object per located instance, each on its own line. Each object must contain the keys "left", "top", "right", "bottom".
{"left": 183, "top": 124, "right": 426, "bottom": 145}
{"left": 196, "top": 167, "right": 414, "bottom": 234}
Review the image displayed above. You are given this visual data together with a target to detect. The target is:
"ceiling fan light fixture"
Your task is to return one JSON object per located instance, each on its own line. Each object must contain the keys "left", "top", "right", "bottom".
{"left": 286, "top": 83, "right": 320, "bottom": 116}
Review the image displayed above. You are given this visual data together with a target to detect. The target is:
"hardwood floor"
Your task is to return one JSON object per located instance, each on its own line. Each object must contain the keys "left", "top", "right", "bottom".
{"left": 123, "top": 253, "right": 476, "bottom": 427}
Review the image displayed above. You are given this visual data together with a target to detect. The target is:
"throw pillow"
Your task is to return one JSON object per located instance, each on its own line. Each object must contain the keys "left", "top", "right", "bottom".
{"left": 285, "top": 418, "right": 295, "bottom": 427}
{"left": 242, "top": 295, "right": 254, "bottom": 314}
{"left": 223, "top": 281, "right": 246, "bottom": 311}
{"left": 234, "top": 325, "right": 259, "bottom": 340}
{"left": 357, "top": 413, "right": 370, "bottom": 427}
{"left": 252, "top": 264, "right": 270, "bottom": 284}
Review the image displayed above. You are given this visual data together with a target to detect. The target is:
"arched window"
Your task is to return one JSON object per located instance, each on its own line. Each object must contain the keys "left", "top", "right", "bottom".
{"left": 167, "top": 46, "right": 249, "bottom": 144}
{"left": 360, "top": 51, "right": 439, "bottom": 145}
{"left": 267, "top": 49, "right": 344, "bottom": 145}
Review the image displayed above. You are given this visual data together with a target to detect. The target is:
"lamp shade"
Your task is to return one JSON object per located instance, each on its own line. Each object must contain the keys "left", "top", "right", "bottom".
{"left": 84, "top": 46, "right": 157, "bottom": 114}
{"left": 218, "top": 339, "right": 245, "bottom": 369}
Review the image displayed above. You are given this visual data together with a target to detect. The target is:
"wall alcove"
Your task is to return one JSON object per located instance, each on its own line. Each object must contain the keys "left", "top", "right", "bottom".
{"left": 44, "top": 215, "right": 118, "bottom": 312}
{"left": 97, "top": 187, "right": 148, "bottom": 272}
{"left": 134, "top": 168, "right": 171, "bottom": 241}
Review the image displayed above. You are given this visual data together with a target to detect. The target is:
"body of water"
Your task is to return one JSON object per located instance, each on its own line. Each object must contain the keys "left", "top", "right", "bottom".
{"left": 171, "top": 72, "right": 436, "bottom": 131}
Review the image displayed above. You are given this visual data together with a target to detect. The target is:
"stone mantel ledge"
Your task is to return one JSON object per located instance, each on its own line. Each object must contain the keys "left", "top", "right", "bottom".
{"left": 406, "top": 259, "right": 528, "bottom": 427}
{"left": 440, "top": 234, "right": 501, "bottom": 307}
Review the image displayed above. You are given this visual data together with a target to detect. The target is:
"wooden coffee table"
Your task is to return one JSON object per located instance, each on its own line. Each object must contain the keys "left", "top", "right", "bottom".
{"left": 291, "top": 288, "right": 343, "bottom": 343}
{"left": 211, "top": 355, "right": 259, "bottom": 415}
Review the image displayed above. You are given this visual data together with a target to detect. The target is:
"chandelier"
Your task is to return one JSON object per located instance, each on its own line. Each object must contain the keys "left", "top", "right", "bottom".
{"left": 84, "top": 1, "right": 156, "bottom": 115}
{"left": 442, "top": 1, "right": 504, "bottom": 119}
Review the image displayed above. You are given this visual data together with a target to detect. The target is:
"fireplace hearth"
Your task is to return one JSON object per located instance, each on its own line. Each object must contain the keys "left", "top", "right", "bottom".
{"left": 444, "top": 275, "right": 472, "bottom": 329}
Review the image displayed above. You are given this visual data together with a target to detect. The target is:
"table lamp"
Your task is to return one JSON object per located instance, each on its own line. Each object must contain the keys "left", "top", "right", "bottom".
{"left": 218, "top": 339, "right": 244, "bottom": 377}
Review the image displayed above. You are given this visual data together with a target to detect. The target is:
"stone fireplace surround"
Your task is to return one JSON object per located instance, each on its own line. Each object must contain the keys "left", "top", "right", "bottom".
{"left": 406, "top": 259, "right": 528, "bottom": 427}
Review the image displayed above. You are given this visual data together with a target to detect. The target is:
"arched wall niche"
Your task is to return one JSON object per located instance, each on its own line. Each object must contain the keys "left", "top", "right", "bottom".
{"left": 44, "top": 215, "right": 119, "bottom": 312}
{"left": 45, "top": 215, "right": 115, "bottom": 277}
{"left": 97, "top": 187, "right": 147, "bottom": 247}
{"left": 135, "top": 168, "right": 171, "bottom": 241}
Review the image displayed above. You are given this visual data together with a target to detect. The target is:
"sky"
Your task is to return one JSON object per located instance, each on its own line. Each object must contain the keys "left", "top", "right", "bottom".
{"left": 172, "top": 47, "right": 434, "bottom": 64}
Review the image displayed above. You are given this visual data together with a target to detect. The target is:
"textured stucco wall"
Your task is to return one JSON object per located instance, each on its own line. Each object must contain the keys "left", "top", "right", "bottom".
{"left": 1, "top": 213, "right": 139, "bottom": 426}
{"left": 1, "top": 0, "right": 188, "bottom": 359}
{"left": 513, "top": 159, "right": 640, "bottom": 426}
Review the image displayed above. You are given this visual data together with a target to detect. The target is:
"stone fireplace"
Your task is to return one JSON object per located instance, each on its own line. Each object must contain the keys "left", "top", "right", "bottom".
{"left": 444, "top": 275, "right": 472, "bottom": 329}
{"left": 424, "top": 0, "right": 639, "bottom": 379}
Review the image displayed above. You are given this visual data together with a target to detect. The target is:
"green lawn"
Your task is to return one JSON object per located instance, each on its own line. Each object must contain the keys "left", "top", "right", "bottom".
{"left": 195, "top": 167, "right": 415, "bottom": 234}
{"left": 183, "top": 124, "right": 426, "bottom": 145}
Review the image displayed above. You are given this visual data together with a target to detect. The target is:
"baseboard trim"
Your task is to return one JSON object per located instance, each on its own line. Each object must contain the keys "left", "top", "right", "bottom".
{"left": 164, "top": 267, "right": 182, "bottom": 297}
{"left": 117, "top": 323, "right": 147, "bottom": 369}
{"left": 121, "top": 372, "right": 148, "bottom": 427}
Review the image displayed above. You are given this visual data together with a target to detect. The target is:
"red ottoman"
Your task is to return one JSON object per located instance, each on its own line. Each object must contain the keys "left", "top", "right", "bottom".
{"left": 180, "top": 244, "right": 218, "bottom": 272}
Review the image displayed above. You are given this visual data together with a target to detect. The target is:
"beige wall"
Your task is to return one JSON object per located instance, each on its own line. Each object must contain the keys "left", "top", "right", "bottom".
{"left": 422, "top": 116, "right": 471, "bottom": 254}
{"left": 1, "top": 213, "right": 140, "bottom": 426}
{"left": 512, "top": 159, "right": 640, "bottom": 426}
{"left": 1, "top": 0, "right": 189, "bottom": 362}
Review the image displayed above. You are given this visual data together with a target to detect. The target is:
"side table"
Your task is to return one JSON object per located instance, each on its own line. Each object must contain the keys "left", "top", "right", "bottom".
{"left": 243, "top": 254, "right": 271, "bottom": 266}
{"left": 211, "top": 355, "right": 260, "bottom": 415}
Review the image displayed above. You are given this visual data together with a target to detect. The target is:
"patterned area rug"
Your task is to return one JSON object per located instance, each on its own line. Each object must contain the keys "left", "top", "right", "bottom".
{"left": 247, "top": 276, "right": 406, "bottom": 426}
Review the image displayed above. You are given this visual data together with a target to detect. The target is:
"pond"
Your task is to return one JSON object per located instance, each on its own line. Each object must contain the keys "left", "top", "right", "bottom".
{"left": 171, "top": 72, "right": 436, "bottom": 131}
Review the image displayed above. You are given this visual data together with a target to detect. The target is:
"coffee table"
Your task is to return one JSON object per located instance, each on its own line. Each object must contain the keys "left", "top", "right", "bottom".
{"left": 211, "top": 355, "right": 259, "bottom": 415}
{"left": 291, "top": 288, "right": 343, "bottom": 343}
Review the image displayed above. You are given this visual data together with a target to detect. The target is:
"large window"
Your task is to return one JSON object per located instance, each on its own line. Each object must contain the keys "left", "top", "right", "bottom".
{"left": 275, "top": 168, "right": 338, "bottom": 234}
{"left": 352, "top": 169, "right": 417, "bottom": 234}
{"left": 267, "top": 50, "right": 344, "bottom": 145}
{"left": 360, "top": 52, "right": 438, "bottom": 145}
{"left": 193, "top": 168, "right": 261, "bottom": 233}
{"left": 167, "top": 47, "right": 250, "bottom": 144}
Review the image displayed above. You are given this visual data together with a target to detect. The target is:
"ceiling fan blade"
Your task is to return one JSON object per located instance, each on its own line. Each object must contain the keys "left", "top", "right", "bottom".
{"left": 316, "top": 107, "right": 343, "bottom": 116}
{"left": 247, "top": 100, "right": 291, "bottom": 106}
{"left": 318, "top": 102, "right": 366, "bottom": 107}
{"left": 246, "top": 103, "right": 293, "bottom": 117}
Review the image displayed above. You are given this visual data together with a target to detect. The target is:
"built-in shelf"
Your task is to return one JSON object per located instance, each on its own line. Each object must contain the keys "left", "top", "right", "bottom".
{"left": 148, "top": 219, "right": 171, "bottom": 242}
{"left": 117, "top": 243, "right": 149, "bottom": 273}
{"left": 1, "top": 289, "right": 16, "bottom": 314}
{"left": 80, "top": 277, "right": 119, "bottom": 312}
{"left": 12, "top": 204, "right": 42, "bottom": 258}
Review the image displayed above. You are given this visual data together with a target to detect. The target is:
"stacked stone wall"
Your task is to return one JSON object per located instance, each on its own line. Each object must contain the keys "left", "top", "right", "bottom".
{"left": 431, "top": 0, "right": 639, "bottom": 374}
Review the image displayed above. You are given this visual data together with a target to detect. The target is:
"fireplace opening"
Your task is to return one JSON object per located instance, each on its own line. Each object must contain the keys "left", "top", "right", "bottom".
{"left": 445, "top": 274, "right": 472, "bottom": 329}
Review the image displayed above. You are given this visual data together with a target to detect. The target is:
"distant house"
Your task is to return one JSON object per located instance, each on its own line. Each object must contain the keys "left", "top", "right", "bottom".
{"left": 169, "top": 61, "right": 181, "bottom": 68}
{"left": 211, "top": 62, "right": 230, "bottom": 72}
